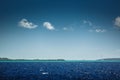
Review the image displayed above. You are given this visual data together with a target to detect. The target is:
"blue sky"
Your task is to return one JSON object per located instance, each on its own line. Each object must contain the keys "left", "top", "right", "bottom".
{"left": 0, "top": 0, "right": 120, "bottom": 60}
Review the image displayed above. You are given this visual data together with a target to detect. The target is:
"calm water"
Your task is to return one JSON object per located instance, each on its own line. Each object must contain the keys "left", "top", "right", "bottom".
{"left": 0, "top": 62, "right": 120, "bottom": 80}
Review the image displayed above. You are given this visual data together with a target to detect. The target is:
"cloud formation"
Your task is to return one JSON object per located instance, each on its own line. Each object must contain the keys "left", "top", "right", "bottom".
{"left": 89, "top": 29, "right": 106, "bottom": 33}
{"left": 19, "top": 19, "right": 38, "bottom": 29}
{"left": 43, "top": 22, "right": 55, "bottom": 30}
{"left": 95, "top": 29, "right": 106, "bottom": 33}
{"left": 114, "top": 16, "right": 120, "bottom": 27}
{"left": 62, "top": 27, "right": 74, "bottom": 31}
{"left": 83, "top": 20, "right": 106, "bottom": 33}
{"left": 83, "top": 20, "right": 92, "bottom": 26}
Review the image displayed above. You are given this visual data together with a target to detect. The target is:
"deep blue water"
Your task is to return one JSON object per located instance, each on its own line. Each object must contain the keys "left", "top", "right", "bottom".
{"left": 0, "top": 62, "right": 120, "bottom": 80}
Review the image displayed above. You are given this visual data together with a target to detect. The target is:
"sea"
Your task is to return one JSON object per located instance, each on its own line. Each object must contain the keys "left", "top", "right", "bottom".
{"left": 0, "top": 61, "right": 120, "bottom": 80}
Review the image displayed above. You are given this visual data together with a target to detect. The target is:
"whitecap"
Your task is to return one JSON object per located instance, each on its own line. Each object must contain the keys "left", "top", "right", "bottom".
{"left": 42, "top": 72, "right": 49, "bottom": 75}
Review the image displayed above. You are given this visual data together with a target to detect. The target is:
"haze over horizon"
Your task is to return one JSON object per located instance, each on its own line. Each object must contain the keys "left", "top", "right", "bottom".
{"left": 0, "top": 0, "right": 120, "bottom": 60}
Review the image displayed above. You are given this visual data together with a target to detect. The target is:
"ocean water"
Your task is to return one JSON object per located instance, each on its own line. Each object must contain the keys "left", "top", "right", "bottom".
{"left": 0, "top": 61, "right": 120, "bottom": 80}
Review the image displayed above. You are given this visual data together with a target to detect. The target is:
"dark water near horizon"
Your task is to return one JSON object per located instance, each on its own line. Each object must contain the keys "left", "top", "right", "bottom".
{"left": 0, "top": 62, "right": 120, "bottom": 80}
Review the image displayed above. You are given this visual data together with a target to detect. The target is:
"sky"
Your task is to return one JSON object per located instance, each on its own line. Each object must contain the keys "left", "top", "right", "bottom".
{"left": 0, "top": 0, "right": 120, "bottom": 60}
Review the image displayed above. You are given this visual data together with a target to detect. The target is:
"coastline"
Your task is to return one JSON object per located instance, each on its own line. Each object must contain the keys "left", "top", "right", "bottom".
{"left": 0, "top": 60, "right": 120, "bottom": 62}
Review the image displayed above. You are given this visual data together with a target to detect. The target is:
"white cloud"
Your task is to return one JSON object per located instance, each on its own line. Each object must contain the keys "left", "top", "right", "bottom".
{"left": 19, "top": 19, "right": 38, "bottom": 29}
{"left": 43, "top": 22, "right": 55, "bottom": 30}
{"left": 62, "top": 27, "right": 74, "bottom": 31}
{"left": 95, "top": 29, "right": 106, "bottom": 33}
{"left": 114, "top": 16, "right": 120, "bottom": 27}
{"left": 83, "top": 20, "right": 92, "bottom": 26}
{"left": 83, "top": 20, "right": 106, "bottom": 33}
{"left": 89, "top": 29, "right": 106, "bottom": 33}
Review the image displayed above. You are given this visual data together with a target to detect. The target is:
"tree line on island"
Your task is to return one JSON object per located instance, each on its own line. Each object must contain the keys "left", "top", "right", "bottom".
{"left": 0, "top": 57, "right": 120, "bottom": 61}
{"left": 0, "top": 57, "right": 65, "bottom": 61}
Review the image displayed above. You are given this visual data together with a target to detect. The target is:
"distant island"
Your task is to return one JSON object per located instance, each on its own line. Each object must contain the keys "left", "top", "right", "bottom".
{"left": 0, "top": 57, "right": 120, "bottom": 62}
{"left": 98, "top": 58, "right": 120, "bottom": 61}
{"left": 0, "top": 57, "right": 65, "bottom": 61}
